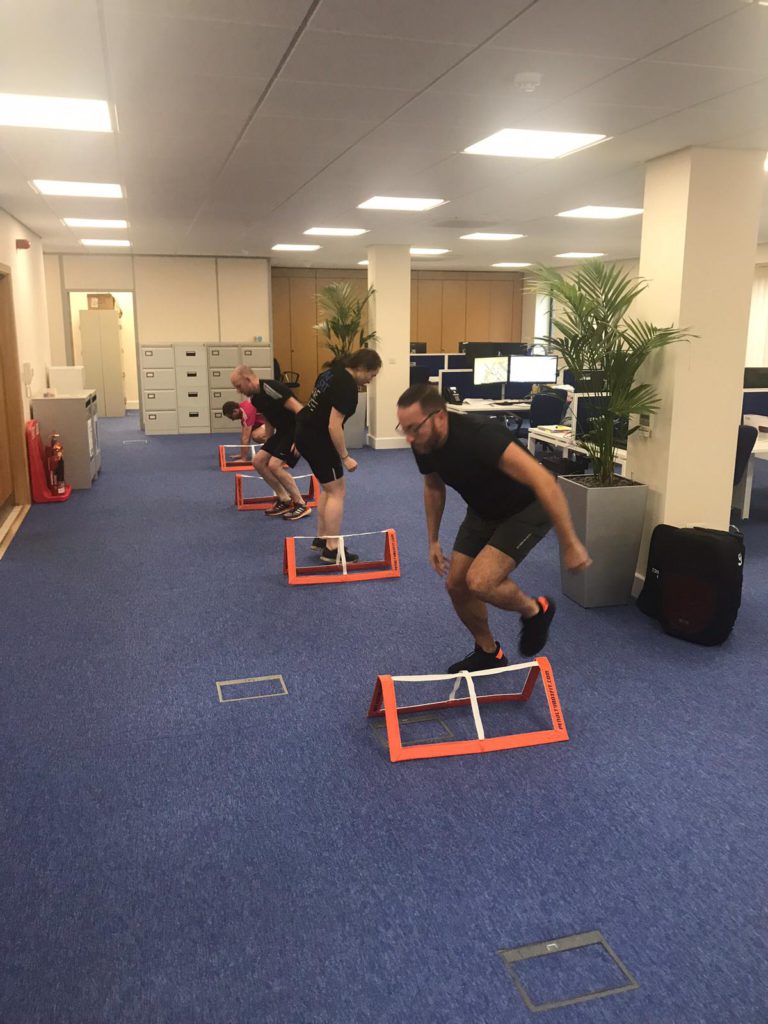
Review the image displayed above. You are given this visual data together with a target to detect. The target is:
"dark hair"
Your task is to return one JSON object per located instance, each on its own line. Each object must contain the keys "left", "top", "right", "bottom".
{"left": 329, "top": 348, "right": 383, "bottom": 372}
{"left": 397, "top": 384, "right": 446, "bottom": 414}
{"left": 222, "top": 401, "right": 240, "bottom": 418}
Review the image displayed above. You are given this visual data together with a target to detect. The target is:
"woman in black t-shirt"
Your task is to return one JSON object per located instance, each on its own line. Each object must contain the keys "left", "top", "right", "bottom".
{"left": 295, "top": 348, "right": 382, "bottom": 563}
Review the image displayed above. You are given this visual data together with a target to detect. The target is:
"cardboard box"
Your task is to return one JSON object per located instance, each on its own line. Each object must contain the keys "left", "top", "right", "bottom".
{"left": 87, "top": 293, "right": 116, "bottom": 310}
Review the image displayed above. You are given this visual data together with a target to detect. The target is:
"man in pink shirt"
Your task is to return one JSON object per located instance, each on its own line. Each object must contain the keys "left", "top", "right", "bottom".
{"left": 222, "top": 399, "right": 267, "bottom": 462}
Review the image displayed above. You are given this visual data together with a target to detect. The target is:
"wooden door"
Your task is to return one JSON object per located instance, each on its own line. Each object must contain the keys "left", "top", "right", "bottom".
{"left": 0, "top": 270, "right": 30, "bottom": 531}
{"left": 0, "top": 332, "right": 14, "bottom": 526}
{"left": 288, "top": 274, "right": 319, "bottom": 402}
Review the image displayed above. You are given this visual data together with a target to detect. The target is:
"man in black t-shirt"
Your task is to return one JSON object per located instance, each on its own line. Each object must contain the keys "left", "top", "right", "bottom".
{"left": 230, "top": 365, "right": 311, "bottom": 521}
{"left": 396, "top": 384, "right": 591, "bottom": 668}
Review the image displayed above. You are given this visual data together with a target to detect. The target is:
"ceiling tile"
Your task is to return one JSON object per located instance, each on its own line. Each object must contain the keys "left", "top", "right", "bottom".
{"left": 576, "top": 59, "right": 764, "bottom": 110}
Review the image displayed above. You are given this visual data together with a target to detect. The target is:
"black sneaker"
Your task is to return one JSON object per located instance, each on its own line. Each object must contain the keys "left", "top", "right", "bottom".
{"left": 519, "top": 596, "right": 556, "bottom": 657}
{"left": 311, "top": 537, "right": 325, "bottom": 550}
{"left": 264, "top": 499, "right": 292, "bottom": 517}
{"left": 447, "top": 642, "right": 507, "bottom": 674}
{"left": 282, "top": 503, "right": 311, "bottom": 520}
{"left": 320, "top": 545, "right": 359, "bottom": 564}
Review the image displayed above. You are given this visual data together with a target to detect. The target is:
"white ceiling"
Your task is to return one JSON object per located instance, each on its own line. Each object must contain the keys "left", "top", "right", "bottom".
{"left": 2, "top": 0, "right": 768, "bottom": 270}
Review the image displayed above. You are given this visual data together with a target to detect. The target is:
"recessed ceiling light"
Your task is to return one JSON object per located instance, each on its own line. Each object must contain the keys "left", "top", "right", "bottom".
{"left": 0, "top": 94, "right": 112, "bottom": 132}
{"left": 410, "top": 248, "right": 451, "bottom": 256}
{"left": 63, "top": 217, "right": 128, "bottom": 229}
{"left": 463, "top": 128, "right": 607, "bottom": 159}
{"left": 492, "top": 262, "right": 532, "bottom": 268}
{"left": 80, "top": 238, "right": 131, "bottom": 247}
{"left": 460, "top": 232, "right": 525, "bottom": 241}
{"left": 271, "top": 244, "right": 321, "bottom": 252}
{"left": 31, "top": 179, "right": 123, "bottom": 198}
{"left": 358, "top": 196, "right": 446, "bottom": 211}
{"left": 555, "top": 252, "right": 605, "bottom": 259}
{"left": 557, "top": 206, "right": 643, "bottom": 219}
{"left": 304, "top": 227, "right": 368, "bottom": 237}
{"left": 358, "top": 260, "right": 369, "bottom": 266}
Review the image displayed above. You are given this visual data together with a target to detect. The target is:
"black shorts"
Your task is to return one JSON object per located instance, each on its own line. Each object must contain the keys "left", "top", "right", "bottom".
{"left": 295, "top": 427, "right": 343, "bottom": 485}
{"left": 454, "top": 501, "right": 550, "bottom": 564}
{"left": 263, "top": 429, "right": 299, "bottom": 469}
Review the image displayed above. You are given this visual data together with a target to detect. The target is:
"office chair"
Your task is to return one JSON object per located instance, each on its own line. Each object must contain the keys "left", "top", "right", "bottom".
{"left": 734, "top": 424, "right": 758, "bottom": 486}
{"left": 273, "top": 358, "right": 282, "bottom": 380}
{"left": 410, "top": 366, "right": 431, "bottom": 386}
{"left": 512, "top": 391, "right": 567, "bottom": 440}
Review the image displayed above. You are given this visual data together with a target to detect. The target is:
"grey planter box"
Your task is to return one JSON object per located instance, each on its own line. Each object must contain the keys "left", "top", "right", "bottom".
{"left": 346, "top": 389, "right": 367, "bottom": 449}
{"left": 559, "top": 475, "right": 648, "bottom": 608}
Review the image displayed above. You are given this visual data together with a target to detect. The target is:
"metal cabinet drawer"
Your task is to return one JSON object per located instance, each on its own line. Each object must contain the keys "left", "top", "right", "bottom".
{"left": 178, "top": 407, "right": 210, "bottom": 431}
{"left": 143, "top": 389, "right": 177, "bottom": 411}
{"left": 210, "top": 409, "right": 241, "bottom": 432}
{"left": 139, "top": 346, "right": 174, "bottom": 369}
{"left": 208, "top": 366, "right": 235, "bottom": 388}
{"left": 144, "top": 410, "right": 178, "bottom": 434}
{"left": 140, "top": 367, "right": 175, "bottom": 389}
{"left": 241, "top": 345, "right": 271, "bottom": 369}
{"left": 177, "top": 387, "right": 208, "bottom": 410}
{"left": 209, "top": 386, "right": 241, "bottom": 406}
{"left": 208, "top": 345, "right": 240, "bottom": 367}
{"left": 175, "top": 366, "right": 205, "bottom": 390}
{"left": 174, "top": 344, "right": 207, "bottom": 367}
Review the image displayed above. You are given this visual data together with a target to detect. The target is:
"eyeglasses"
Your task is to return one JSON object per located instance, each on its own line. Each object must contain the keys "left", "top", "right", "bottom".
{"left": 395, "top": 411, "right": 437, "bottom": 437}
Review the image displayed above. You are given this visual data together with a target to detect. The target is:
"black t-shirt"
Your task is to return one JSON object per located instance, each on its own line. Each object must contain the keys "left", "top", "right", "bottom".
{"left": 412, "top": 412, "right": 536, "bottom": 519}
{"left": 298, "top": 365, "right": 358, "bottom": 431}
{"left": 246, "top": 379, "right": 295, "bottom": 434}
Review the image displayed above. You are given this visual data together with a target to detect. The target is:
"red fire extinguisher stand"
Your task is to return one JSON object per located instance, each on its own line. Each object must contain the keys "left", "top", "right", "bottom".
{"left": 26, "top": 420, "right": 71, "bottom": 503}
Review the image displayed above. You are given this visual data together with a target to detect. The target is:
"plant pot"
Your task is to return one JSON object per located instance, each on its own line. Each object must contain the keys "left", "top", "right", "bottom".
{"left": 559, "top": 474, "right": 648, "bottom": 608}
{"left": 346, "top": 388, "right": 367, "bottom": 449}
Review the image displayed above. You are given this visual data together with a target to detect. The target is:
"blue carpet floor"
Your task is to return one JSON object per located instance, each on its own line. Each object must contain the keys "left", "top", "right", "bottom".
{"left": 1, "top": 413, "right": 766, "bottom": 1023}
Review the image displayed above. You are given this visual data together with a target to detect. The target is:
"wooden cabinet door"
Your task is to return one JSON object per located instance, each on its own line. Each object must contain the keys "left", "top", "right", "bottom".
{"left": 288, "top": 275, "right": 319, "bottom": 401}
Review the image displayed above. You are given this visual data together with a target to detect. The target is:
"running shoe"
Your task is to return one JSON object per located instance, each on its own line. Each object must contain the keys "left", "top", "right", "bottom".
{"left": 282, "top": 503, "right": 311, "bottom": 521}
{"left": 447, "top": 642, "right": 507, "bottom": 674}
{"left": 518, "top": 596, "right": 556, "bottom": 657}
{"left": 264, "top": 499, "right": 292, "bottom": 517}
{"left": 311, "top": 537, "right": 325, "bottom": 550}
{"left": 320, "top": 546, "right": 359, "bottom": 564}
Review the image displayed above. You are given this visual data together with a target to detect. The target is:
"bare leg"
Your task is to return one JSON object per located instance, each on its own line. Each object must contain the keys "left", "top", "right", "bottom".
{"left": 319, "top": 478, "right": 346, "bottom": 550}
{"left": 252, "top": 451, "right": 287, "bottom": 500}
{"left": 269, "top": 459, "right": 303, "bottom": 505}
{"left": 316, "top": 488, "right": 329, "bottom": 539}
{"left": 465, "top": 545, "right": 540, "bottom": 618}
{"left": 444, "top": 551, "right": 496, "bottom": 652}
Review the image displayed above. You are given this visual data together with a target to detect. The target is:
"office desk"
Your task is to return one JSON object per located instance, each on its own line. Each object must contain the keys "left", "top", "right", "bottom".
{"left": 527, "top": 426, "right": 628, "bottom": 476}
{"left": 448, "top": 399, "right": 531, "bottom": 416}
{"left": 733, "top": 433, "right": 768, "bottom": 519}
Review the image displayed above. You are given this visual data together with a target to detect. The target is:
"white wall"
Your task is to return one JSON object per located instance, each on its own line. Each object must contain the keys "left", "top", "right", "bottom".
{"left": 0, "top": 211, "right": 50, "bottom": 412}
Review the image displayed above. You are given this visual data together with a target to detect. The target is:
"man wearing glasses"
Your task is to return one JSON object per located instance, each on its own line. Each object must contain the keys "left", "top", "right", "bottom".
{"left": 396, "top": 384, "right": 591, "bottom": 671}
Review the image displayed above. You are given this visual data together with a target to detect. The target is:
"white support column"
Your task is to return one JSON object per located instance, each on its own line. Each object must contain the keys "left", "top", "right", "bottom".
{"left": 628, "top": 147, "right": 765, "bottom": 562}
{"left": 366, "top": 245, "right": 411, "bottom": 449}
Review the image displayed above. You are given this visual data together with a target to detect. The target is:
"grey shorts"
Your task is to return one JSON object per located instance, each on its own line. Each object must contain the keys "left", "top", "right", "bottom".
{"left": 454, "top": 501, "right": 551, "bottom": 565}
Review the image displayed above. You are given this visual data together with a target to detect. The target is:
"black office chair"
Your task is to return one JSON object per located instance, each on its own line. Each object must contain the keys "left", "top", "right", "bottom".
{"left": 734, "top": 424, "right": 758, "bottom": 486}
{"left": 512, "top": 391, "right": 567, "bottom": 439}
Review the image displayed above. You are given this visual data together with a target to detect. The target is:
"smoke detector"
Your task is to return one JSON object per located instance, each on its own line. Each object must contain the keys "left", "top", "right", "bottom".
{"left": 514, "top": 71, "right": 543, "bottom": 94}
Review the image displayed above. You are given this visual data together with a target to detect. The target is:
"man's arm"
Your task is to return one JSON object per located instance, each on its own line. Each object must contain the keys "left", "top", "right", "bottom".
{"left": 329, "top": 407, "right": 356, "bottom": 471}
{"left": 238, "top": 421, "right": 251, "bottom": 460}
{"left": 284, "top": 396, "right": 303, "bottom": 416}
{"left": 424, "top": 472, "right": 448, "bottom": 576}
{"left": 498, "top": 443, "right": 591, "bottom": 571}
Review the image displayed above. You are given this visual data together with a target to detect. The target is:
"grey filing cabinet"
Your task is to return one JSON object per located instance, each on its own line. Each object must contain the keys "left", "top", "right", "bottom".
{"left": 175, "top": 344, "right": 209, "bottom": 433}
{"left": 139, "top": 344, "right": 177, "bottom": 434}
{"left": 209, "top": 344, "right": 273, "bottom": 433}
{"left": 32, "top": 390, "right": 101, "bottom": 489}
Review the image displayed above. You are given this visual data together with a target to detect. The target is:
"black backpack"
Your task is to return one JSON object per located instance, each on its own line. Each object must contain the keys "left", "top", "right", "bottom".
{"left": 636, "top": 524, "right": 745, "bottom": 646}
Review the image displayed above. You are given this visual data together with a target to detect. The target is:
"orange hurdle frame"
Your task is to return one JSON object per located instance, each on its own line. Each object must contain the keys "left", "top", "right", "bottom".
{"left": 235, "top": 473, "right": 320, "bottom": 511}
{"left": 283, "top": 529, "right": 400, "bottom": 585}
{"left": 218, "top": 443, "right": 262, "bottom": 471}
{"left": 367, "top": 657, "right": 567, "bottom": 762}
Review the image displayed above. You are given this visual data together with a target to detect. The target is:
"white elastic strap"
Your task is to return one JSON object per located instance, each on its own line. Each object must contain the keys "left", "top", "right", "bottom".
{"left": 240, "top": 473, "right": 312, "bottom": 481}
{"left": 461, "top": 671, "right": 485, "bottom": 740}
{"left": 338, "top": 536, "right": 347, "bottom": 575}
{"left": 392, "top": 662, "right": 536, "bottom": 683}
{"left": 448, "top": 674, "right": 464, "bottom": 701}
{"left": 291, "top": 530, "right": 387, "bottom": 541}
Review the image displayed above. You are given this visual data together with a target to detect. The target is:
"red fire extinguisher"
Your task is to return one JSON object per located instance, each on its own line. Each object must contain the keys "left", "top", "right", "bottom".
{"left": 45, "top": 433, "right": 66, "bottom": 495}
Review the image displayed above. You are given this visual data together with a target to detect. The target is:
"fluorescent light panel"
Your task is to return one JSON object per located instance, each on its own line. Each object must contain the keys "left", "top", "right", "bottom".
{"left": 358, "top": 260, "right": 369, "bottom": 266}
{"left": 558, "top": 205, "right": 642, "bottom": 219}
{"left": 492, "top": 262, "right": 531, "bottom": 268}
{"left": 461, "top": 232, "right": 525, "bottom": 240}
{"left": 80, "top": 238, "right": 131, "bottom": 247}
{"left": 272, "top": 244, "right": 320, "bottom": 252}
{"left": 358, "top": 196, "right": 445, "bottom": 211}
{"left": 463, "top": 128, "right": 607, "bottom": 159}
{"left": 64, "top": 217, "right": 127, "bottom": 229}
{"left": 410, "top": 248, "right": 450, "bottom": 256}
{"left": 555, "top": 252, "right": 605, "bottom": 258}
{"left": 32, "top": 180, "right": 123, "bottom": 198}
{"left": 304, "top": 227, "right": 368, "bottom": 236}
{"left": 0, "top": 93, "right": 112, "bottom": 132}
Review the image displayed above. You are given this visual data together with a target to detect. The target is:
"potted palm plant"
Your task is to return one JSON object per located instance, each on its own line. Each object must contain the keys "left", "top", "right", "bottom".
{"left": 531, "top": 259, "right": 691, "bottom": 607}
{"left": 315, "top": 282, "right": 378, "bottom": 448}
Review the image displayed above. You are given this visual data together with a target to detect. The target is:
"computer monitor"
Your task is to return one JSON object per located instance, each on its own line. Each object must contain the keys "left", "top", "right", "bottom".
{"left": 574, "top": 395, "right": 628, "bottom": 449}
{"left": 473, "top": 355, "right": 509, "bottom": 385}
{"left": 465, "top": 341, "right": 528, "bottom": 359}
{"left": 573, "top": 369, "right": 607, "bottom": 392}
{"left": 410, "top": 342, "right": 427, "bottom": 354}
{"left": 508, "top": 355, "right": 558, "bottom": 384}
